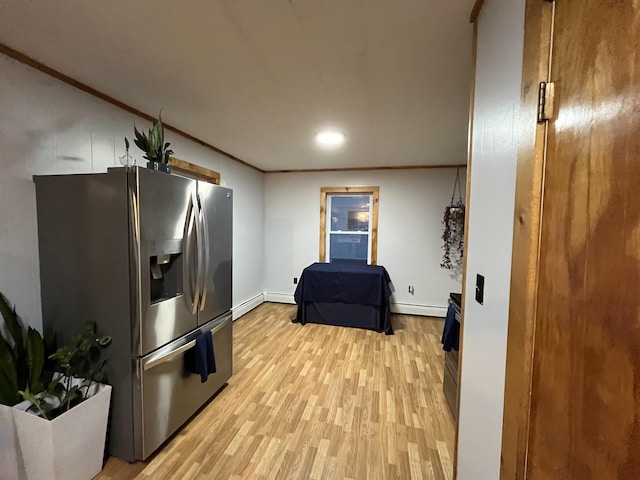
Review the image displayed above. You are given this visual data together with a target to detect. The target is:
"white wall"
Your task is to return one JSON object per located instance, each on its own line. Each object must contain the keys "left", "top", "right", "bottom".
{"left": 263, "top": 168, "right": 465, "bottom": 315}
{"left": 0, "top": 54, "right": 265, "bottom": 330}
{"left": 456, "top": 0, "right": 525, "bottom": 478}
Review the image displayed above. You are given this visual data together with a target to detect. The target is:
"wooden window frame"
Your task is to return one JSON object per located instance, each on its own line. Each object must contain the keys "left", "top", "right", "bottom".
{"left": 319, "top": 186, "right": 380, "bottom": 264}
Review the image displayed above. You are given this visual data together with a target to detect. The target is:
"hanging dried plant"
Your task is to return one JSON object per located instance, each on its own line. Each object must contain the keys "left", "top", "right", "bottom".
{"left": 441, "top": 169, "right": 465, "bottom": 270}
{"left": 441, "top": 201, "right": 465, "bottom": 269}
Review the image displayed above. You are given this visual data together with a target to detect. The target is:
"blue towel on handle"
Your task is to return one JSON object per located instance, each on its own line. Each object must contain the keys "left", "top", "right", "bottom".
{"left": 194, "top": 330, "right": 217, "bottom": 383}
{"left": 441, "top": 304, "right": 460, "bottom": 352}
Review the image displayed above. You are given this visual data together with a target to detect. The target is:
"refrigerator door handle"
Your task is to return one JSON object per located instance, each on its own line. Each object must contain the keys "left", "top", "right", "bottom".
{"left": 143, "top": 341, "right": 193, "bottom": 371}
{"left": 194, "top": 190, "right": 205, "bottom": 312}
{"left": 198, "top": 191, "right": 211, "bottom": 311}
{"left": 142, "top": 316, "right": 232, "bottom": 371}
{"left": 183, "top": 190, "right": 198, "bottom": 314}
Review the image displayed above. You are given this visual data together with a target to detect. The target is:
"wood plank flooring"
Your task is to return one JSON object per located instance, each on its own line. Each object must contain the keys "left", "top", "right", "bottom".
{"left": 97, "top": 303, "right": 454, "bottom": 479}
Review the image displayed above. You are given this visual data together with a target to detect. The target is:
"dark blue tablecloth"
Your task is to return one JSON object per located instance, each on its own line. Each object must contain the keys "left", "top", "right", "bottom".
{"left": 441, "top": 304, "right": 459, "bottom": 351}
{"left": 293, "top": 262, "right": 393, "bottom": 334}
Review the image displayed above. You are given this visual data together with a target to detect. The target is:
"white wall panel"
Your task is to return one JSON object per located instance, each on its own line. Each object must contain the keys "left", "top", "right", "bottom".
{"left": 264, "top": 168, "right": 465, "bottom": 312}
{"left": 456, "top": 0, "right": 525, "bottom": 478}
{"left": 0, "top": 54, "right": 264, "bottom": 330}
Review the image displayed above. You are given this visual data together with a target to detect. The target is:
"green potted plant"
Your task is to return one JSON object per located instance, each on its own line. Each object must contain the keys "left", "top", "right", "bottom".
{"left": 127, "top": 110, "right": 174, "bottom": 173}
{"left": 18, "top": 321, "right": 111, "bottom": 419}
{"left": 0, "top": 293, "right": 47, "bottom": 407}
{"left": 11, "top": 321, "right": 112, "bottom": 480}
{"left": 0, "top": 292, "right": 49, "bottom": 480}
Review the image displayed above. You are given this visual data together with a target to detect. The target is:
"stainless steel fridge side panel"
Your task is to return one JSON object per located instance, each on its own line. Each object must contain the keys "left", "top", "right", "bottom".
{"left": 197, "top": 183, "right": 233, "bottom": 325}
{"left": 136, "top": 313, "right": 233, "bottom": 459}
{"left": 127, "top": 169, "right": 142, "bottom": 358}
{"left": 135, "top": 168, "right": 199, "bottom": 354}
{"left": 34, "top": 171, "right": 137, "bottom": 461}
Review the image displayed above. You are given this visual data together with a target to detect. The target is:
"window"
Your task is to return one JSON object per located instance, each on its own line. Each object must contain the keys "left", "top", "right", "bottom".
{"left": 319, "top": 186, "right": 379, "bottom": 264}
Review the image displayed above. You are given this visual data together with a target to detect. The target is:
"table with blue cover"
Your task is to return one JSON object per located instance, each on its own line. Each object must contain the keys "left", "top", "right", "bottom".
{"left": 293, "top": 262, "right": 394, "bottom": 335}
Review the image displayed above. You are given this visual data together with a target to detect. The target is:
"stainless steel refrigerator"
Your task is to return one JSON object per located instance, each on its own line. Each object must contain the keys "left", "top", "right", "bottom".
{"left": 33, "top": 167, "right": 233, "bottom": 461}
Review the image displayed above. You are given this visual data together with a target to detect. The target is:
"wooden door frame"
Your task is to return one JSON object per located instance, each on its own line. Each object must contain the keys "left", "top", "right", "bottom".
{"left": 452, "top": 5, "right": 481, "bottom": 479}
{"left": 500, "top": 1, "right": 554, "bottom": 479}
{"left": 461, "top": 1, "right": 554, "bottom": 479}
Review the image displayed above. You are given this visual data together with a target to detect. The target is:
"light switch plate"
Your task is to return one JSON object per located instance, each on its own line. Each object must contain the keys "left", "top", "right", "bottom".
{"left": 475, "top": 274, "right": 485, "bottom": 305}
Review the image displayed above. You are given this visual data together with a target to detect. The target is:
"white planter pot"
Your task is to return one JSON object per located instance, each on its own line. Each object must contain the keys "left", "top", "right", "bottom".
{"left": 12, "top": 381, "right": 112, "bottom": 480}
{"left": 0, "top": 403, "right": 22, "bottom": 480}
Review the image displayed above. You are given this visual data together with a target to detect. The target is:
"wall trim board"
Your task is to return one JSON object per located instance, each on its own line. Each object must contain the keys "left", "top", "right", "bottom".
{"left": 168, "top": 156, "right": 220, "bottom": 184}
{"left": 470, "top": 0, "right": 486, "bottom": 23}
{"left": 263, "top": 293, "right": 447, "bottom": 318}
{"left": 232, "top": 293, "right": 265, "bottom": 320}
{"left": 0, "top": 43, "right": 262, "bottom": 173}
{"left": 264, "top": 293, "right": 297, "bottom": 304}
{"left": 390, "top": 303, "right": 447, "bottom": 318}
{"left": 266, "top": 164, "right": 467, "bottom": 174}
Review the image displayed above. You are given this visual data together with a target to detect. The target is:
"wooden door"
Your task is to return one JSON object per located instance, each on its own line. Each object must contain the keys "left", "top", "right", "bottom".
{"left": 527, "top": 1, "right": 640, "bottom": 478}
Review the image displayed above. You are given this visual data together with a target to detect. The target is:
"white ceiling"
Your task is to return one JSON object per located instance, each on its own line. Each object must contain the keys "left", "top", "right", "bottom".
{"left": 0, "top": 1, "right": 474, "bottom": 172}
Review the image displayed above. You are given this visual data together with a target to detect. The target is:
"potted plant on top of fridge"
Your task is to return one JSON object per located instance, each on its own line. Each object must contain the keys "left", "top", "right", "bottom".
{"left": 127, "top": 110, "right": 174, "bottom": 173}
{"left": 12, "top": 321, "right": 112, "bottom": 480}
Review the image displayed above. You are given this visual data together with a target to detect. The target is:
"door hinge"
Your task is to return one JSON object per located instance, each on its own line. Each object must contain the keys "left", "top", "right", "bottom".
{"left": 537, "top": 81, "right": 555, "bottom": 123}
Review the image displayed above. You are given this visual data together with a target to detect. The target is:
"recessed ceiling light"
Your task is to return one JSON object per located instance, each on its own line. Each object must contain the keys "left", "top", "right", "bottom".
{"left": 315, "top": 129, "right": 345, "bottom": 148}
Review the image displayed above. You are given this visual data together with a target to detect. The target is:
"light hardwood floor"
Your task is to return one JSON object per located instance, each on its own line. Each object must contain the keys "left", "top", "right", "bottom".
{"left": 97, "top": 303, "right": 454, "bottom": 479}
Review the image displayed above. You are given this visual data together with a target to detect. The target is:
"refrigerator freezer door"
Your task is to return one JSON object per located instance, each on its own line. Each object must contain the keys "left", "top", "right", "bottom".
{"left": 196, "top": 183, "right": 233, "bottom": 325}
{"left": 137, "top": 313, "right": 233, "bottom": 459}
{"left": 133, "top": 168, "right": 199, "bottom": 355}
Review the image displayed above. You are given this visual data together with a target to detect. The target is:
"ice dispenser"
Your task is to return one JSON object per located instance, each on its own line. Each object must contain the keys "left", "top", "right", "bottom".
{"left": 149, "top": 252, "right": 183, "bottom": 303}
